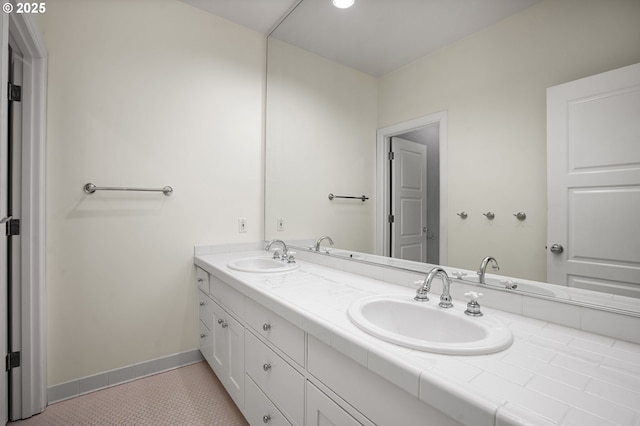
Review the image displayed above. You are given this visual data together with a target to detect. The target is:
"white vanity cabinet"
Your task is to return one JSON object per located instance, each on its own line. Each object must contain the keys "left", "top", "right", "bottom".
{"left": 197, "top": 269, "right": 245, "bottom": 410}
{"left": 306, "top": 381, "right": 366, "bottom": 426}
{"left": 210, "top": 299, "right": 245, "bottom": 409}
{"left": 196, "top": 263, "right": 457, "bottom": 426}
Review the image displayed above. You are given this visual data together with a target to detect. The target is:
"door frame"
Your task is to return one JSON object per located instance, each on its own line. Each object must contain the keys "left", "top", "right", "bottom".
{"left": 375, "top": 111, "right": 448, "bottom": 265}
{"left": 2, "top": 10, "right": 47, "bottom": 419}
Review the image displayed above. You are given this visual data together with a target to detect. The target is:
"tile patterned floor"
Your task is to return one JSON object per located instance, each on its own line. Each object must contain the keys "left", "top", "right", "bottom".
{"left": 11, "top": 362, "right": 248, "bottom": 425}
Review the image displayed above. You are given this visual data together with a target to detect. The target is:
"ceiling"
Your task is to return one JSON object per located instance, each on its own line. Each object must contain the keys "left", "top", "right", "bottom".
{"left": 180, "top": 0, "right": 540, "bottom": 77}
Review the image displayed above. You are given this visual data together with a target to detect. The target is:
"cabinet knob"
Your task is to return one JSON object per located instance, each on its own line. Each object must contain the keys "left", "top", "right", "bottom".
{"left": 197, "top": 277, "right": 204, "bottom": 282}
{"left": 199, "top": 301, "right": 205, "bottom": 306}
{"left": 262, "top": 414, "right": 271, "bottom": 423}
{"left": 262, "top": 323, "right": 271, "bottom": 332}
{"left": 200, "top": 333, "right": 206, "bottom": 339}
{"left": 263, "top": 363, "right": 271, "bottom": 372}
{"left": 218, "top": 319, "right": 228, "bottom": 328}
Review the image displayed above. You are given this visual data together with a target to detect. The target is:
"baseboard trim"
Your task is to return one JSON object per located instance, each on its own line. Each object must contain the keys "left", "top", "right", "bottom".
{"left": 47, "top": 349, "right": 204, "bottom": 404}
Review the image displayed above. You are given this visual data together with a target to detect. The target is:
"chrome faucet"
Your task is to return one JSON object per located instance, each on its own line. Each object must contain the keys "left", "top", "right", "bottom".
{"left": 265, "top": 239, "right": 288, "bottom": 260}
{"left": 314, "top": 235, "right": 334, "bottom": 252}
{"left": 415, "top": 267, "right": 453, "bottom": 308}
{"left": 478, "top": 256, "right": 500, "bottom": 284}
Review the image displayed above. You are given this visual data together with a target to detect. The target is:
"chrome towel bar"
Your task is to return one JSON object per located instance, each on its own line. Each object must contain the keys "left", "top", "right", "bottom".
{"left": 83, "top": 183, "right": 173, "bottom": 196}
{"left": 328, "top": 193, "right": 369, "bottom": 202}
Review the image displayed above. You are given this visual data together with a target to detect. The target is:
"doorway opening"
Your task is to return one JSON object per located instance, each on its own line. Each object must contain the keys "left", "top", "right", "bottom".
{"left": 375, "top": 111, "right": 448, "bottom": 265}
{"left": 1, "top": 12, "right": 47, "bottom": 422}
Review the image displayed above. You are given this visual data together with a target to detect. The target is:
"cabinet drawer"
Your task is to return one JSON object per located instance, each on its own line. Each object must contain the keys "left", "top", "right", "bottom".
{"left": 306, "top": 381, "right": 366, "bottom": 426}
{"left": 198, "top": 290, "right": 213, "bottom": 330}
{"left": 196, "top": 267, "right": 210, "bottom": 294}
{"left": 199, "top": 320, "right": 213, "bottom": 366}
{"left": 210, "top": 274, "right": 245, "bottom": 319}
{"left": 245, "top": 332, "right": 304, "bottom": 425}
{"left": 246, "top": 297, "right": 305, "bottom": 366}
{"left": 245, "top": 375, "right": 292, "bottom": 426}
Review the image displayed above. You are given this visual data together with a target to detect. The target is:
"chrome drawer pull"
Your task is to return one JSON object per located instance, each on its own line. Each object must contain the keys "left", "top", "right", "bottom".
{"left": 263, "top": 363, "right": 271, "bottom": 372}
{"left": 262, "top": 323, "right": 271, "bottom": 332}
{"left": 263, "top": 414, "right": 271, "bottom": 423}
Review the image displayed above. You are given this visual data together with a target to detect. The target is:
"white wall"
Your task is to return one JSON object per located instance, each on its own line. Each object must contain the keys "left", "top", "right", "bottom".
{"left": 41, "top": 0, "right": 265, "bottom": 385}
{"left": 265, "top": 38, "right": 378, "bottom": 253}
{"left": 378, "top": 0, "right": 640, "bottom": 281}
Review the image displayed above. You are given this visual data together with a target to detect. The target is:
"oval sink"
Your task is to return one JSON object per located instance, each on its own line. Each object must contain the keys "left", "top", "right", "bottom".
{"left": 227, "top": 257, "right": 300, "bottom": 273}
{"left": 348, "top": 294, "right": 512, "bottom": 355}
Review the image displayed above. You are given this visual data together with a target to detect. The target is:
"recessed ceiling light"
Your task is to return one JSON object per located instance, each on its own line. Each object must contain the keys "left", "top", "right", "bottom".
{"left": 332, "top": 0, "right": 354, "bottom": 9}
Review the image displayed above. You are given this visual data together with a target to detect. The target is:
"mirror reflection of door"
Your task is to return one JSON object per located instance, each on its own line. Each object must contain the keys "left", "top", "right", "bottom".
{"left": 547, "top": 63, "right": 640, "bottom": 297}
{"left": 389, "top": 125, "right": 440, "bottom": 264}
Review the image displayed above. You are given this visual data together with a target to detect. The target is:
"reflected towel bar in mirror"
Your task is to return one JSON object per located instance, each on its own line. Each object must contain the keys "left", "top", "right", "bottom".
{"left": 83, "top": 183, "right": 173, "bottom": 196}
{"left": 328, "top": 193, "right": 369, "bottom": 202}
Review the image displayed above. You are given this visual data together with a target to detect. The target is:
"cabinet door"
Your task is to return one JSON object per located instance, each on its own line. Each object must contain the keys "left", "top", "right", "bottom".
{"left": 226, "top": 314, "right": 245, "bottom": 409}
{"left": 306, "top": 382, "right": 363, "bottom": 426}
{"left": 210, "top": 300, "right": 228, "bottom": 378}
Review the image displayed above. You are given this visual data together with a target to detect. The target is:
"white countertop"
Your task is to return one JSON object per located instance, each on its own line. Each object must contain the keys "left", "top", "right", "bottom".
{"left": 195, "top": 251, "right": 640, "bottom": 426}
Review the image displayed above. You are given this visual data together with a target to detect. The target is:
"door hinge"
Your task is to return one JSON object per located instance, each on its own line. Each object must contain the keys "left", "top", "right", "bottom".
{"left": 6, "top": 351, "right": 20, "bottom": 371}
{"left": 6, "top": 218, "right": 20, "bottom": 236}
{"left": 388, "top": 151, "right": 395, "bottom": 161}
{"left": 8, "top": 83, "right": 22, "bottom": 102}
{"left": 388, "top": 214, "right": 395, "bottom": 223}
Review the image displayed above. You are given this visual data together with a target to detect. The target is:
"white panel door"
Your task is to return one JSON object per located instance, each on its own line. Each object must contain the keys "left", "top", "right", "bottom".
{"left": 391, "top": 137, "right": 427, "bottom": 262}
{"left": 0, "top": 13, "right": 8, "bottom": 425}
{"left": 547, "top": 63, "right": 640, "bottom": 296}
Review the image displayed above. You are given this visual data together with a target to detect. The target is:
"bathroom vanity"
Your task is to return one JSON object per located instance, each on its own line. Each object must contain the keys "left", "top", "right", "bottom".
{"left": 194, "top": 244, "right": 640, "bottom": 426}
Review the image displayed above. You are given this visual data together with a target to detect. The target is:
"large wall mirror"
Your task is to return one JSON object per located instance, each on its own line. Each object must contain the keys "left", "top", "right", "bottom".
{"left": 264, "top": 0, "right": 640, "bottom": 312}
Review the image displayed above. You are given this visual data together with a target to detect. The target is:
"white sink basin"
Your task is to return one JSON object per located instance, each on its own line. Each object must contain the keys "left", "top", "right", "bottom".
{"left": 348, "top": 294, "right": 513, "bottom": 355}
{"left": 227, "top": 257, "right": 300, "bottom": 273}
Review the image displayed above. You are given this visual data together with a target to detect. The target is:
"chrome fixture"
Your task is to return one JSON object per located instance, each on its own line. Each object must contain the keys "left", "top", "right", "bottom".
{"left": 314, "top": 235, "right": 334, "bottom": 252}
{"left": 83, "top": 182, "right": 173, "bottom": 196}
{"left": 483, "top": 211, "right": 495, "bottom": 220}
{"left": 328, "top": 193, "right": 369, "bottom": 202}
{"left": 549, "top": 243, "right": 564, "bottom": 254}
{"left": 502, "top": 279, "right": 518, "bottom": 290}
{"left": 513, "top": 212, "right": 527, "bottom": 221}
{"left": 464, "top": 291, "right": 483, "bottom": 317}
{"left": 415, "top": 267, "right": 452, "bottom": 308}
{"left": 265, "top": 239, "right": 288, "bottom": 259}
{"left": 478, "top": 256, "right": 500, "bottom": 284}
{"left": 456, "top": 211, "right": 468, "bottom": 219}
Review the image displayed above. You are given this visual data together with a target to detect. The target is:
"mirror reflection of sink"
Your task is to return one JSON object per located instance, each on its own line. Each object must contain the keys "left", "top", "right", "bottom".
{"left": 227, "top": 257, "right": 300, "bottom": 273}
{"left": 348, "top": 295, "right": 513, "bottom": 355}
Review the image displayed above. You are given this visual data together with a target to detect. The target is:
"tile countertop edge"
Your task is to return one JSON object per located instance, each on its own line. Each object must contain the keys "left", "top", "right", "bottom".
{"left": 194, "top": 253, "right": 503, "bottom": 425}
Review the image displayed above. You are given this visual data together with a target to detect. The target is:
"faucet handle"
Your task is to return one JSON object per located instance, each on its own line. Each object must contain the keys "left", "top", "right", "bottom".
{"left": 286, "top": 251, "right": 296, "bottom": 263}
{"left": 272, "top": 250, "right": 281, "bottom": 260}
{"left": 464, "top": 292, "right": 483, "bottom": 317}
{"left": 452, "top": 271, "right": 467, "bottom": 279}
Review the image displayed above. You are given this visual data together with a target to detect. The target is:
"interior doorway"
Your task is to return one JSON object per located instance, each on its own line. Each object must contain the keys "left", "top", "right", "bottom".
{"left": 0, "top": 12, "right": 48, "bottom": 421}
{"left": 376, "top": 111, "right": 448, "bottom": 265}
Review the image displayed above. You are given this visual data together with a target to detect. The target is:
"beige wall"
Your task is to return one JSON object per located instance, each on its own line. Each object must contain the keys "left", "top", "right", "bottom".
{"left": 378, "top": 0, "right": 640, "bottom": 280}
{"left": 42, "top": 0, "right": 265, "bottom": 385}
{"left": 265, "top": 39, "right": 378, "bottom": 253}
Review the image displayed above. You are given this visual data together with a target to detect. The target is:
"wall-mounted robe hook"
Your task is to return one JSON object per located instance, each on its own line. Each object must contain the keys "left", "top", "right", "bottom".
{"left": 483, "top": 212, "right": 495, "bottom": 220}
{"left": 457, "top": 211, "right": 468, "bottom": 219}
{"left": 513, "top": 212, "right": 527, "bottom": 221}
